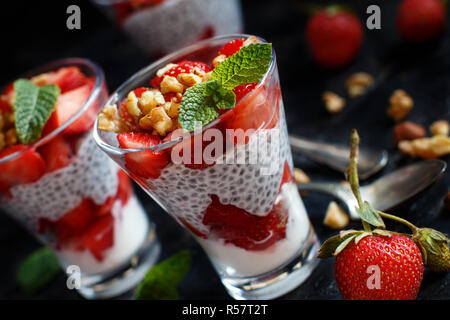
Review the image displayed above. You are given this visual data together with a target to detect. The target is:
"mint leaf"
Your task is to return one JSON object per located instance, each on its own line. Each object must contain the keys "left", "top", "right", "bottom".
{"left": 212, "top": 43, "right": 272, "bottom": 90}
{"left": 134, "top": 250, "right": 191, "bottom": 300}
{"left": 204, "top": 79, "right": 235, "bottom": 109}
{"left": 16, "top": 247, "right": 61, "bottom": 294}
{"left": 178, "top": 83, "right": 219, "bottom": 131}
{"left": 14, "top": 79, "right": 60, "bottom": 144}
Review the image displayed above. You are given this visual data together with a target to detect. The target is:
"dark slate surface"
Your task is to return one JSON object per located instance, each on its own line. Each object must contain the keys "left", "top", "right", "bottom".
{"left": 0, "top": 0, "right": 448, "bottom": 300}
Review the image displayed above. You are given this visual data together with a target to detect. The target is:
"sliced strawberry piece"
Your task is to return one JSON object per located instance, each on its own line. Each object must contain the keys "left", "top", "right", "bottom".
{"left": 116, "top": 170, "right": 132, "bottom": 205}
{"left": 46, "top": 67, "right": 91, "bottom": 93}
{"left": 0, "top": 146, "right": 46, "bottom": 195}
{"left": 0, "top": 98, "right": 11, "bottom": 114}
{"left": 3, "top": 83, "right": 14, "bottom": 96}
{"left": 95, "top": 196, "right": 116, "bottom": 217}
{"left": 150, "top": 61, "right": 209, "bottom": 88}
{"left": 43, "top": 81, "right": 95, "bottom": 136}
{"left": 53, "top": 198, "right": 96, "bottom": 242}
{"left": 225, "top": 85, "right": 281, "bottom": 142}
{"left": 80, "top": 213, "right": 115, "bottom": 261}
{"left": 233, "top": 82, "right": 258, "bottom": 103}
{"left": 219, "top": 38, "right": 245, "bottom": 57}
{"left": 37, "top": 136, "right": 74, "bottom": 172}
{"left": 280, "top": 161, "right": 293, "bottom": 191}
{"left": 117, "top": 132, "right": 168, "bottom": 179}
{"left": 203, "top": 195, "right": 288, "bottom": 251}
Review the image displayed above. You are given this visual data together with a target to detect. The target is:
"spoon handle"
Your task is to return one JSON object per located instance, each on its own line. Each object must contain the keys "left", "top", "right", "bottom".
{"left": 289, "top": 135, "right": 388, "bottom": 180}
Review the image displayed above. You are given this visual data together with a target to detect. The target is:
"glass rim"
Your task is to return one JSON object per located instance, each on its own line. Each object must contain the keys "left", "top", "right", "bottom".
{"left": 0, "top": 57, "right": 105, "bottom": 164}
{"left": 93, "top": 34, "right": 277, "bottom": 156}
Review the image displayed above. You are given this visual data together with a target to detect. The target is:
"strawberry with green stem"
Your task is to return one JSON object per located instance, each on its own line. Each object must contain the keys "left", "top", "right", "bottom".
{"left": 319, "top": 129, "right": 450, "bottom": 300}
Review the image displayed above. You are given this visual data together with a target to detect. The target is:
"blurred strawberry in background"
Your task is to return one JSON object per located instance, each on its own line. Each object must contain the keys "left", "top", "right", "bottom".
{"left": 306, "top": 5, "right": 363, "bottom": 69}
{"left": 396, "top": 0, "right": 446, "bottom": 42}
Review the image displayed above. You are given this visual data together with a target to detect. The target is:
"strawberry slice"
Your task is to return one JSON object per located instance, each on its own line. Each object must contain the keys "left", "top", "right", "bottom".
{"left": 0, "top": 99, "right": 11, "bottom": 114}
{"left": 218, "top": 38, "right": 245, "bottom": 57}
{"left": 80, "top": 213, "right": 115, "bottom": 261}
{"left": 42, "top": 81, "right": 95, "bottom": 136}
{"left": 53, "top": 198, "right": 96, "bottom": 242}
{"left": 116, "top": 170, "right": 132, "bottom": 205}
{"left": 280, "top": 161, "right": 293, "bottom": 189}
{"left": 203, "top": 195, "right": 288, "bottom": 251}
{"left": 150, "top": 61, "right": 209, "bottom": 88}
{"left": 233, "top": 82, "right": 258, "bottom": 103}
{"left": 37, "top": 136, "right": 74, "bottom": 172}
{"left": 117, "top": 132, "right": 168, "bottom": 179}
{"left": 46, "top": 67, "right": 91, "bottom": 94}
{"left": 0, "top": 145, "right": 46, "bottom": 195}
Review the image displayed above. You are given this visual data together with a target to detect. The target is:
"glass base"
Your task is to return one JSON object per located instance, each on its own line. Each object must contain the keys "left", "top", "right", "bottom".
{"left": 76, "top": 224, "right": 161, "bottom": 299}
{"left": 221, "top": 227, "right": 319, "bottom": 300}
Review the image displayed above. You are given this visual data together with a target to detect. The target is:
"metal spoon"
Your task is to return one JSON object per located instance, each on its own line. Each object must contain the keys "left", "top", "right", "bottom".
{"left": 289, "top": 135, "right": 388, "bottom": 180}
{"left": 297, "top": 160, "right": 447, "bottom": 219}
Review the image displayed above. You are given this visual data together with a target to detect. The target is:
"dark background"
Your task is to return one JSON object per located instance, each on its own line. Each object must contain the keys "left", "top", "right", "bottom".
{"left": 0, "top": 0, "right": 449, "bottom": 299}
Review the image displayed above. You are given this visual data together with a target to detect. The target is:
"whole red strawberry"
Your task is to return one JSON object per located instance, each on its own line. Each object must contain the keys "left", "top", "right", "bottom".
{"left": 397, "top": 0, "right": 446, "bottom": 42}
{"left": 334, "top": 234, "right": 423, "bottom": 300}
{"left": 306, "top": 6, "right": 363, "bottom": 69}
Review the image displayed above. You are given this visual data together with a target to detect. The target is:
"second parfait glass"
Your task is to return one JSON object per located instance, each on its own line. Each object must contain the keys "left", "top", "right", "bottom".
{"left": 94, "top": 35, "right": 319, "bottom": 299}
{"left": 0, "top": 58, "right": 160, "bottom": 299}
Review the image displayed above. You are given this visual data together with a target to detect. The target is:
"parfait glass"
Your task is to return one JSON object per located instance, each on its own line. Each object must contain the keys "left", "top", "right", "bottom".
{"left": 91, "top": 0, "right": 243, "bottom": 59}
{"left": 0, "top": 58, "right": 160, "bottom": 299}
{"left": 94, "top": 35, "right": 319, "bottom": 300}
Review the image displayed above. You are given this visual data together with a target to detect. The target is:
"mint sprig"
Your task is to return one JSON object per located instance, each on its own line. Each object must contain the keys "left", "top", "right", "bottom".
{"left": 16, "top": 247, "right": 61, "bottom": 294}
{"left": 178, "top": 42, "right": 272, "bottom": 131}
{"left": 134, "top": 250, "right": 191, "bottom": 300}
{"left": 212, "top": 42, "right": 272, "bottom": 90}
{"left": 14, "top": 79, "right": 60, "bottom": 144}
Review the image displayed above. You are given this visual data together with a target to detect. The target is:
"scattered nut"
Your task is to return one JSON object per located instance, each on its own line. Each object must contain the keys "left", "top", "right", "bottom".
{"left": 165, "top": 101, "right": 180, "bottom": 118}
{"left": 398, "top": 135, "right": 450, "bottom": 159}
{"left": 323, "top": 201, "right": 350, "bottom": 229}
{"left": 294, "top": 168, "right": 310, "bottom": 184}
{"left": 30, "top": 72, "right": 52, "bottom": 86}
{"left": 160, "top": 76, "right": 184, "bottom": 94}
{"left": 346, "top": 72, "right": 374, "bottom": 98}
{"left": 444, "top": 192, "right": 450, "bottom": 211}
{"left": 243, "top": 36, "right": 258, "bottom": 46}
{"left": 393, "top": 121, "right": 426, "bottom": 145}
{"left": 430, "top": 120, "right": 449, "bottom": 137}
{"left": 139, "top": 89, "right": 165, "bottom": 114}
{"left": 139, "top": 107, "right": 173, "bottom": 136}
{"left": 323, "top": 91, "right": 346, "bottom": 114}
{"left": 387, "top": 89, "right": 413, "bottom": 122}
{"left": 212, "top": 54, "right": 227, "bottom": 68}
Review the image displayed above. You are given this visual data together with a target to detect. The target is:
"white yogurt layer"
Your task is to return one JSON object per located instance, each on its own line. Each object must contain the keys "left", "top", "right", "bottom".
{"left": 198, "top": 182, "right": 310, "bottom": 277}
{"left": 56, "top": 196, "right": 149, "bottom": 275}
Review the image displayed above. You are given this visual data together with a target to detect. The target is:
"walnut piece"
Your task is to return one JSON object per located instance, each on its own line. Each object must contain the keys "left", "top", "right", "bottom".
{"left": 387, "top": 89, "right": 413, "bottom": 122}
{"left": 5, "top": 128, "right": 17, "bottom": 146}
{"left": 294, "top": 168, "right": 310, "bottom": 184}
{"left": 430, "top": 120, "right": 449, "bottom": 137}
{"left": 0, "top": 132, "right": 5, "bottom": 151}
{"left": 126, "top": 91, "right": 141, "bottom": 118}
{"left": 139, "top": 89, "right": 165, "bottom": 114}
{"left": 98, "top": 104, "right": 130, "bottom": 133}
{"left": 393, "top": 121, "right": 426, "bottom": 145}
{"left": 398, "top": 135, "right": 450, "bottom": 159}
{"left": 140, "top": 107, "right": 173, "bottom": 136}
{"left": 160, "top": 76, "right": 184, "bottom": 94}
{"left": 177, "top": 73, "right": 202, "bottom": 87}
{"left": 346, "top": 72, "right": 374, "bottom": 98}
{"left": 323, "top": 201, "right": 349, "bottom": 229}
{"left": 323, "top": 91, "right": 345, "bottom": 114}
{"left": 212, "top": 54, "right": 226, "bottom": 68}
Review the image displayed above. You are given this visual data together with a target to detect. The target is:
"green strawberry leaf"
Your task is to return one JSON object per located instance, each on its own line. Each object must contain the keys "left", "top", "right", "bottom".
{"left": 204, "top": 79, "right": 236, "bottom": 109}
{"left": 212, "top": 43, "right": 272, "bottom": 90}
{"left": 318, "top": 232, "right": 361, "bottom": 258}
{"left": 134, "top": 250, "right": 191, "bottom": 300}
{"left": 14, "top": 79, "right": 60, "bottom": 144}
{"left": 16, "top": 247, "right": 61, "bottom": 294}
{"left": 355, "top": 201, "right": 385, "bottom": 229}
{"left": 178, "top": 83, "right": 219, "bottom": 131}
